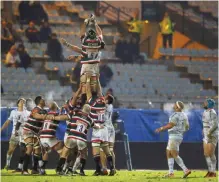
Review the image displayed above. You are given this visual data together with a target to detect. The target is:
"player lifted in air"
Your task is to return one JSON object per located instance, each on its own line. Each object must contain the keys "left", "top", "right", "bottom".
{"left": 85, "top": 73, "right": 116, "bottom": 176}
{"left": 21, "top": 96, "right": 53, "bottom": 175}
{"left": 60, "top": 14, "right": 104, "bottom": 97}
{"left": 202, "top": 98, "right": 218, "bottom": 178}
{"left": 1, "top": 98, "right": 26, "bottom": 171}
{"left": 155, "top": 101, "right": 191, "bottom": 178}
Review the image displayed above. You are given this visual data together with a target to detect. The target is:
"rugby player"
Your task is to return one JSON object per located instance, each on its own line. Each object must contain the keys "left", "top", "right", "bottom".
{"left": 1, "top": 98, "right": 26, "bottom": 170}
{"left": 22, "top": 96, "right": 53, "bottom": 175}
{"left": 85, "top": 74, "right": 115, "bottom": 176}
{"left": 155, "top": 101, "right": 191, "bottom": 178}
{"left": 100, "top": 94, "right": 116, "bottom": 174}
{"left": 202, "top": 98, "right": 218, "bottom": 178}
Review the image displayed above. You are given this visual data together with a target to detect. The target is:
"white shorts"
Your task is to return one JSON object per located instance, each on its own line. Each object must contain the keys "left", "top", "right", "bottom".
{"left": 203, "top": 136, "right": 218, "bottom": 146}
{"left": 40, "top": 137, "right": 60, "bottom": 148}
{"left": 91, "top": 127, "right": 108, "bottom": 143}
{"left": 166, "top": 138, "right": 182, "bottom": 151}
{"left": 9, "top": 134, "right": 19, "bottom": 145}
{"left": 64, "top": 136, "right": 87, "bottom": 150}
{"left": 81, "top": 63, "right": 99, "bottom": 75}
{"left": 108, "top": 127, "right": 115, "bottom": 143}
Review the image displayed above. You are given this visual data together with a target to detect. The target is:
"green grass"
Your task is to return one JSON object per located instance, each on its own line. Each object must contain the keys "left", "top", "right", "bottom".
{"left": 1, "top": 170, "right": 218, "bottom": 182}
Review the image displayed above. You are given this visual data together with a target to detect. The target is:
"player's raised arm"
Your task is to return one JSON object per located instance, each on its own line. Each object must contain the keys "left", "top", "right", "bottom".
{"left": 0, "top": 120, "right": 11, "bottom": 132}
{"left": 71, "top": 84, "right": 82, "bottom": 106}
{"left": 60, "top": 38, "right": 82, "bottom": 54}
{"left": 53, "top": 114, "right": 70, "bottom": 121}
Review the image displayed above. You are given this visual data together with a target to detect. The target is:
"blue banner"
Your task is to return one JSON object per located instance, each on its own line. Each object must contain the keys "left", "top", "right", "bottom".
{"left": 1, "top": 108, "right": 208, "bottom": 142}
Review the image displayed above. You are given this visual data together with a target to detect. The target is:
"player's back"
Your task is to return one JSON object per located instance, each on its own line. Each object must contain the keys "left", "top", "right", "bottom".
{"left": 67, "top": 111, "right": 94, "bottom": 142}
{"left": 168, "top": 112, "right": 188, "bottom": 140}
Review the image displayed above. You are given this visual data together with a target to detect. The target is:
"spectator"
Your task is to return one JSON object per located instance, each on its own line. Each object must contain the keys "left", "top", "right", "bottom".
{"left": 1, "top": 20, "right": 14, "bottom": 53}
{"left": 19, "top": 1, "right": 31, "bottom": 26}
{"left": 30, "top": 1, "right": 48, "bottom": 25}
{"left": 17, "top": 44, "right": 31, "bottom": 70}
{"left": 4, "top": 45, "right": 20, "bottom": 67}
{"left": 159, "top": 12, "right": 175, "bottom": 48}
{"left": 25, "top": 21, "right": 40, "bottom": 43}
{"left": 46, "top": 33, "right": 63, "bottom": 62}
{"left": 40, "top": 21, "right": 52, "bottom": 42}
{"left": 127, "top": 11, "right": 141, "bottom": 44}
{"left": 7, "top": 22, "right": 22, "bottom": 42}
{"left": 115, "top": 36, "right": 124, "bottom": 60}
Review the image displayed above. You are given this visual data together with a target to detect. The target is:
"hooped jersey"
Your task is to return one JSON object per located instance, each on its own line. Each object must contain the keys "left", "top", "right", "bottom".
{"left": 23, "top": 106, "right": 46, "bottom": 134}
{"left": 88, "top": 96, "right": 106, "bottom": 124}
{"left": 80, "top": 36, "right": 102, "bottom": 64}
{"left": 40, "top": 110, "right": 60, "bottom": 138}
{"left": 66, "top": 111, "right": 94, "bottom": 142}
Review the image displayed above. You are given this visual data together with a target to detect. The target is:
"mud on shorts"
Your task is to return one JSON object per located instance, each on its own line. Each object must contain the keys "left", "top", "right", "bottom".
{"left": 166, "top": 138, "right": 182, "bottom": 151}
{"left": 9, "top": 134, "right": 20, "bottom": 145}
{"left": 64, "top": 136, "right": 87, "bottom": 150}
{"left": 80, "top": 63, "right": 99, "bottom": 76}
{"left": 40, "top": 137, "right": 60, "bottom": 148}
{"left": 22, "top": 129, "right": 40, "bottom": 148}
{"left": 203, "top": 135, "right": 218, "bottom": 147}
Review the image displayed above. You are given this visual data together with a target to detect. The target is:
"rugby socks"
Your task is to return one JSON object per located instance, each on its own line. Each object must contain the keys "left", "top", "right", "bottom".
{"left": 33, "top": 154, "right": 40, "bottom": 171}
{"left": 63, "top": 161, "right": 68, "bottom": 172}
{"left": 56, "top": 158, "right": 66, "bottom": 172}
{"left": 205, "top": 156, "right": 213, "bottom": 172}
{"left": 18, "top": 156, "right": 24, "bottom": 169}
{"left": 41, "top": 160, "right": 48, "bottom": 169}
{"left": 80, "top": 158, "right": 86, "bottom": 172}
{"left": 174, "top": 156, "right": 188, "bottom": 173}
{"left": 73, "top": 156, "right": 81, "bottom": 172}
{"left": 211, "top": 155, "right": 217, "bottom": 173}
{"left": 167, "top": 158, "right": 174, "bottom": 174}
{"left": 106, "top": 155, "right": 114, "bottom": 170}
{"left": 110, "top": 150, "right": 116, "bottom": 169}
{"left": 38, "top": 155, "right": 43, "bottom": 168}
{"left": 94, "top": 155, "right": 101, "bottom": 172}
{"left": 23, "top": 154, "right": 31, "bottom": 171}
{"left": 6, "top": 154, "right": 12, "bottom": 166}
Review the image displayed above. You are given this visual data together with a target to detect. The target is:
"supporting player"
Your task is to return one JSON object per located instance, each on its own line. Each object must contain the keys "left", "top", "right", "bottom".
{"left": 0, "top": 98, "right": 26, "bottom": 170}
{"left": 49, "top": 104, "right": 102, "bottom": 175}
{"left": 155, "top": 101, "right": 191, "bottom": 178}
{"left": 202, "top": 98, "right": 218, "bottom": 178}
{"left": 13, "top": 98, "right": 35, "bottom": 172}
{"left": 100, "top": 94, "right": 116, "bottom": 175}
{"left": 85, "top": 74, "right": 115, "bottom": 176}
{"left": 22, "top": 96, "right": 53, "bottom": 175}
{"left": 39, "top": 101, "right": 64, "bottom": 175}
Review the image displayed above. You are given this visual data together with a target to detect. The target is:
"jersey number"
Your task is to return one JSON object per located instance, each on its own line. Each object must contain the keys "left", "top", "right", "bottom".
{"left": 98, "top": 113, "right": 105, "bottom": 122}
{"left": 76, "top": 124, "right": 85, "bottom": 132}
{"left": 88, "top": 52, "right": 98, "bottom": 59}
{"left": 43, "top": 122, "right": 50, "bottom": 130}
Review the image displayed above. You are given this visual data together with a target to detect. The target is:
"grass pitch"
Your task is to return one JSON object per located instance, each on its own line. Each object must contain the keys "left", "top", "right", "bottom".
{"left": 1, "top": 170, "right": 218, "bottom": 182}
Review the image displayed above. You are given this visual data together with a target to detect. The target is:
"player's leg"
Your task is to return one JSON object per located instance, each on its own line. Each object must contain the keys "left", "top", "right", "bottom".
{"left": 5, "top": 135, "right": 19, "bottom": 170}
{"left": 169, "top": 139, "right": 191, "bottom": 178}
{"left": 12, "top": 142, "right": 26, "bottom": 172}
{"left": 32, "top": 139, "right": 42, "bottom": 174}
{"left": 101, "top": 142, "right": 115, "bottom": 176}
{"left": 92, "top": 142, "right": 102, "bottom": 175}
{"left": 209, "top": 143, "right": 217, "bottom": 177}
{"left": 22, "top": 137, "right": 35, "bottom": 174}
{"left": 109, "top": 142, "right": 116, "bottom": 169}
{"left": 100, "top": 148, "right": 108, "bottom": 174}
{"left": 163, "top": 149, "right": 174, "bottom": 177}
{"left": 56, "top": 138, "right": 75, "bottom": 174}
{"left": 77, "top": 142, "right": 88, "bottom": 176}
